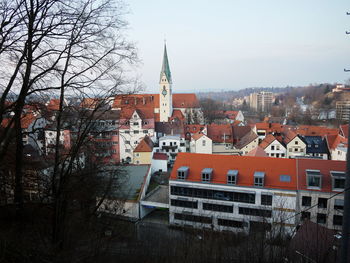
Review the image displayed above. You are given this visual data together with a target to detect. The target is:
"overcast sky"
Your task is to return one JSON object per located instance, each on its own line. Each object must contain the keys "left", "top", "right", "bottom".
{"left": 126, "top": 0, "right": 350, "bottom": 93}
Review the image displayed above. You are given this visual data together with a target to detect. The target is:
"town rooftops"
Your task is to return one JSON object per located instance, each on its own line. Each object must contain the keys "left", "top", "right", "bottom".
{"left": 246, "top": 146, "right": 268, "bottom": 157}
{"left": 134, "top": 136, "right": 153, "bottom": 152}
{"left": 259, "top": 134, "right": 278, "bottom": 149}
{"left": 296, "top": 125, "right": 339, "bottom": 137}
{"left": 170, "top": 153, "right": 297, "bottom": 190}
{"left": 234, "top": 130, "right": 258, "bottom": 149}
{"left": 207, "top": 124, "right": 233, "bottom": 143}
{"left": 326, "top": 134, "right": 347, "bottom": 150}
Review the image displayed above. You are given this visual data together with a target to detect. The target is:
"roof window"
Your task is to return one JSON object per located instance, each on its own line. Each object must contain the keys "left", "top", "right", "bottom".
{"left": 279, "top": 175, "right": 291, "bottom": 182}
{"left": 227, "top": 170, "right": 238, "bottom": 185}
{"left": 177, "top": 166, "right": 189, "bottom": 180}
{"left": 254, "top": 171, "right": 265, "bottom": 187}
{"left": 306, "top": 170, "right": 322, "bottom": 189}
{"left": 201, "top": 168, "right": 213, "bottom": 182}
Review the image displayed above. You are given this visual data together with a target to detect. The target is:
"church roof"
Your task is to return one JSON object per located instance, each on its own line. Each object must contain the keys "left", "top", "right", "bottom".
{"left": 160, "top": 44, "right": 172, "bottom": 83}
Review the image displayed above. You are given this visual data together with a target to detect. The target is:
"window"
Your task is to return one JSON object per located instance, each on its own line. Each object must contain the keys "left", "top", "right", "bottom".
{"left": 261, "top": 194, "right": 272, "bottom": 206}
{"left": 135, "top": 153, "right": 139, "bottom": 157}
{"left": 202, "top": 140, "right": 206, "bottom": 147}
{"left": 203, "top": 203, "right": 233, "bottom": 213}
{"left": 227, "top": 170, "right": 238, "bottom": 185}
{"left": 134, "top": 130, "right": 139, "bottom": 134}
{"left": 202, "top": 168, "right": 213, "bottom": 182}
{"left": 177, "top": 166, "right": 189, "bottom": 179}
{"left": 143, "top": 130, "right": 148, "bottom": 134}
{"left": 271, "top": 146, "right": 275, "bottom": 150}
{"left": 163, "top": 142, "right": 166, "bottom": 146}
{"left": 271, "top": 153, "right": 274, "bottom": 157}
{"left": 280, "top": 175, "right": 291, "bottom": 182}
{"left": 143, "top": 121, "right": 148, "bottom": 125}
{"left": 133, "top": 122, "right": 138, "bottom": 126}
{"left": 112, "top": 141, "right": 118, "bottom": 145}
{"left": 281, "top": 153, "right": 285, "bottom": 157}
{"left": 174, "top": 213, "right": 212, "bottom": 224}
{"left": 294, "top": 148, "right": 298, "bottom": 152}
{"left": 318, "top": 198, "right": 327, "bottom": 209}
{"left": 302, "top": 196, "right": 311, "bottom": 206}
{"left": 239, "top": 207, "right": 272, "bottom": 218}
{"left": 317, "top": 213, "right": 326, "bottom": 224}
{"left": 254, "top": 171, "right": 265, "bottom": 187}
{"left": 125, "top": 149, "right": 131, "bottom": 152}
{"left": 295, "top": 141, "right": 298, "bottom": 145}
{"left": 289, "top": 148, "right": 292, "bottom": 152}
{"left": 217, "top": 219, "right": 244, "bottom": 228}
{"left": 301, "top": 212, "right": 310, "bottom": 221}
{"left": 331, "top": 171, "right": 346, "bottom": 190}
{"left": 333, "top": 215, "right": 343, "bottom": 226}
{"left": 276, "top": 146, "right": 280, "bottom": 151}
{"left": 306, "top": 170, "right": 322, "bottom": 189}
{"left": 334, "top": 199, "right": 344, "bottom": 210}
{"left": 171, "top": 199, "right": 197, "bottom": 209}
{"left": 125, "top": 141, "right": 130, "bottom": 144}
{"left": 125, "top": 130, "right": 130, "bottom": 134}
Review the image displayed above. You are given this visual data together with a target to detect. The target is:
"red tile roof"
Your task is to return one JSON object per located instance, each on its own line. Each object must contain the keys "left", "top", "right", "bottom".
{"left": 296, "top": 125, "right": 338, "bottom": 137}
{"left": 192, "top": 132, "right": 205, "bottom": 141}
{"left": 1, "top": 113, "right": 37, "bottom": 129}
{"left": 134, "top": 136, "right": 153, "bottom": 152}
{"left": 173, "top": 94, "right": 199, "bottom": 108}
{"left": 340, "top": 124, "right": 348, "bottom": 139}
{"left": 297, "top": 158, "right": 346, "bottom": 193}
{"left": 282, "top": 129, "right": 298, "bottom": 144}
{"left": 170, "top": 109, "right": 185, "bottom": 121}
{"left": 170, "top": 153, "right": 297, "bottom": 190}
{"left": 259, "top": 134, "right": 277, "bottom": 149}
{"left": 153, "top": 152, "right": 168, "bottom": 160}
{"left": 325, "top": 134, "right": 347, "bottom": 150}
{"left": 246, "top": 146, "right": 268, "bottom": 157}
{"left": 255, "top": 122, "right": 285, "bottom": 133}
{"left": 207, "top": 124, "right": 233, "bottom": 143}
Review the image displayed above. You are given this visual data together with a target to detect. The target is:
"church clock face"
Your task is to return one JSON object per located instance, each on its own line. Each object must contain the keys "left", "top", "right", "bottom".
{"left": 162, "top": 86, "right": 167, "bottom": 97}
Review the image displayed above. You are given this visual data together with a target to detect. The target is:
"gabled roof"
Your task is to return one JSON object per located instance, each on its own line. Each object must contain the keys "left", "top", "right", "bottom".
{"left": 326, "top": 134, "right": 347, "bottom": 150}
{"left": 207, "top": 124, "right": 233, "bottom": 143}
{"left": 259, "top": 134, "right": 278, "bottom": 149}
{"left": 246, "top": 146, "right": 268, "bottom": 157}
{"left": 282, "top": 129, "right": 298, "bottom": 144}
{"left": 192, "top": 132, "right": 206, "bottom": 141}
{"left": 156, "top": 120, "right": 184, "bottom": 137}
{"left": 303, "top": 136, "right": 328, "bottom": 154}
{"left": 234, "top": 130, "right": 258, "bottom": 149}
{"left": 170, "top": 153, "right": 297, "bottom": 190}
{"left": 134, "top": 136, "right": 153, "bottom": 152}
{"left": 255, "top": 122, "right": 285, "bottom": 133}
{"left": 232, "top": 126, "right": 252, "bottom": 140}
{"left": 120, "top": 108, "right": 154, "bottom": 120}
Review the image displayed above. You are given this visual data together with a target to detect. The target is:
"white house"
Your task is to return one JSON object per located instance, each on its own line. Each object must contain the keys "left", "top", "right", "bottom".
{"left": 154, "top": 135, "right": 186, "bottom": 165}
{"left": 283, "top": 130, "right": 306, "bottom": 159}
{"left": 260, "top": 134, "right": 287, "bottom": 158}
{"left": 190, "top": 133, "right": 212, "bottom": 154}
{"left": 326, "top": 134, "right": 347, "bottom": 161}
{"left": 151, "top": 152, "right": 168, "bottom": 173}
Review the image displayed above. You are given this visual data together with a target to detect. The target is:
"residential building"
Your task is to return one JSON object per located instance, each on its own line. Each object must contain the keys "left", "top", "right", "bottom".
{"left": 169, "top": 153, "right": 298, "bottom": 235}
{"left": 259, "top": 134, "right": 287, "bottom": 158}
{"left": 119, "top": 109, "right": 155, "bottom": 163}
{"left": 336, "top": 101, "right": 350, "bottom": 122}
{"left": 326, "top": 134, "right": 347, "bottom": 161}
{"left": 190, "top": 133, "right": 212, "bottom": 154}
{"left": 249, "top": 91, "right": 273, "bottom": 112}
{"left": 133, "top": 136, "right": 154, "bottom": 165}
{"left": 207, "top": 124, "right": 240, "bottom": 155}
{"left": 297, "top": 158, "right": 346, "bottom": 231}
{"left": 282, "top": 130, "right": 306, "bottom": 159}
{"left": 303, "top": 136, "right": 328, "bottom": 160}
{"left": 234, "top": 130, "right": 259, "bottom": 155}
{"left": 154, "top": 135, "right": 186, "bottom": 165}
{"left": 151, "top": 153, "right": 168, "bottom": 173}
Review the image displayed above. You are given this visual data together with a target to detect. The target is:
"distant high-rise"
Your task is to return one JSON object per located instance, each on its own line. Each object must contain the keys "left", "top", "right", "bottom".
{"left": 336, "top": 101, "right": 350, "bottom": 122}
{"left": 249, "top": 92, "right": 273, "bottom": 112}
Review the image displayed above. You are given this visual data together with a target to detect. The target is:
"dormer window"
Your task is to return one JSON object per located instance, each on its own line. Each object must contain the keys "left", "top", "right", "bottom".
{"left": 177, "top": 166, "right": 189, "bottom": 180}
{"left": 254, "top": 171, "right": 265, "bottom": 187}
{"left": 331, "top": 171, "right": 346, "bottom": 191}
{"left": 306, "top": 170, "right": 322, "bottom": 189}
{"left": 227, "top": 170, "right": 238, "bottom": 185}
{"left": 201, "top": 168, "right": 213, "bottom": 182}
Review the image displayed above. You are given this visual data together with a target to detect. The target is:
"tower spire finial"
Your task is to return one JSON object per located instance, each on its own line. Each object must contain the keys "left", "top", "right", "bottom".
{"left": 160, "top": 42, "right": 172, "bottom": 83}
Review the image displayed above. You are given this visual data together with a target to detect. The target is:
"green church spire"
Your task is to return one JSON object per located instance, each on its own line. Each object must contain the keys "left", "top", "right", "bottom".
{"left": 160, "top": 43, "right": 172, "bottom": 83}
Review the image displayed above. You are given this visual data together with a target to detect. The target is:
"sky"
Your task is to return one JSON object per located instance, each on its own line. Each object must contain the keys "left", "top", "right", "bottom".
{"left": 125, "top": 0, "right": 350, "bottom": 93}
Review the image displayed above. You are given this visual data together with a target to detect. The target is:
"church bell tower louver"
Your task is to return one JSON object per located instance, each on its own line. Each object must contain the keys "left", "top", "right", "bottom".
{"left": 159, "top": 43, "right": 173, "bottom": 122}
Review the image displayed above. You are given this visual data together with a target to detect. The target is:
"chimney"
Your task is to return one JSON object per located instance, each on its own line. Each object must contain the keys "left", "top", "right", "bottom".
{"left": 134, "top": 97, "right": 137, "bottom": 105}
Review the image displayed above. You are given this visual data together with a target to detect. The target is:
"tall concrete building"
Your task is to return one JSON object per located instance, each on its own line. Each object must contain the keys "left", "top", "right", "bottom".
{"left": 249, "top": 91, "right": 273, "bottom": 112}
{"left": 336, "top": 101, "right": 350, "bottom": 122}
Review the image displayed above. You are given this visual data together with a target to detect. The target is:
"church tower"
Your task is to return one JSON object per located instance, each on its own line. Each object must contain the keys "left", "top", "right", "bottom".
{"left": 159, "top": 44, "right": 173, "bottom": 122}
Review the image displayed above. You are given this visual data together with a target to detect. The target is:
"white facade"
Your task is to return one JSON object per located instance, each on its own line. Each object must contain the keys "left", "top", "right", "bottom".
{"left": 154, "top": 135, "right": 186, "bottom": 164}
{"left": 119, "top": 111, "right": 154, "bottom": 163}
{"left": 264, "top": 140, "right": 287, "bottom": 158}
{"left": 286, "top": 136, "right": 306, "bottom": 158}
{"left": 238, "top": 139, "right": 259, "bottom": 155}
{"left": 151, "top": 158, "right": 168, "bottom": 173}
{"left": 330, "top": 146, "right": 347, "bottom": 161}
{"left": 190, "top": 134, "right": 212, "bottom": 154}
{"left": 169, "top": 180, "right": 297, "bottom": 235}
{"left": 159, "top": 75, "right": 172, "bottom": 122}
